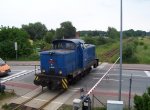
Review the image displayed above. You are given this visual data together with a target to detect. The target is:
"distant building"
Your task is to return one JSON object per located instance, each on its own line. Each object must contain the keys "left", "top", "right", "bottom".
{"left": 76, "top": 32, "right": 80, "bottom": 38}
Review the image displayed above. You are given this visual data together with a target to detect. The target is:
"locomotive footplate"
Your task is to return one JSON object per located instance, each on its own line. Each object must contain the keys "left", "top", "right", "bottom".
{"left": 34, "top": 74, "right": 68, "bottom": 90}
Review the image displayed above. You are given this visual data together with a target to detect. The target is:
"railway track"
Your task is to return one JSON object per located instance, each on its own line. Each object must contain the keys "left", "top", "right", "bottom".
{"left": 102, "top": 48, "right": 119, "bottom": 62}
{"left": 9, "top": 88, "right": 66, "bottom": 110}
{"left": 101, "top": 38, "right": 134, "bottom": 62}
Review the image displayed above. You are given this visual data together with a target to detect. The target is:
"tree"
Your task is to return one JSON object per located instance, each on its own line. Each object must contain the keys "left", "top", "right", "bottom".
{"left": 44, "top": 29, "right": 55, "bottom": 43}
{"left": 107, "top": 27, "right": 119, "bottom": 39}
{"left": 60, "top": 21, "right": 76, "bottom": 39}
{"left": 55, "top": 28, "right": 63, "bottom": 39}
{"left": 0, "top": 26, "right": 33, "bottom": 59}
{"left": 83, "top": 36, "right": 96, "bottom": 45}
{"left": 22, "top": 22, "right": 47, "bottom": 40}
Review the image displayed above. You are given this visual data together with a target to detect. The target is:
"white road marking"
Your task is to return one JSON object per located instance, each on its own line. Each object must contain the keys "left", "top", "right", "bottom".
{"left": 1, "top": 69, "right": 37, "bottom": 83}
{"left": 93, "top": 78, "right": 123, "bottom": 82}
{"left": 94, "top": 73, "right": 147, "bottom": 78}
{"left": 144, "top": 71, "right": 150, "bottom": 77}
{"left": 2, "top": 70, "right": 27, "bottom": 80}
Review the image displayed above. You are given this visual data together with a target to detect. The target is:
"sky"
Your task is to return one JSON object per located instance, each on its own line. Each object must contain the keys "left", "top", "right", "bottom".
{"left": 0, "top": 0, "right": 150, "bottom": 31}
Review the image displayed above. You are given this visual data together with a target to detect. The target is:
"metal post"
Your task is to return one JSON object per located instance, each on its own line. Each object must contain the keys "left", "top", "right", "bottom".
{"left": 35, "top": 65, "right": 36, "bottom": 74}
{"left": 119, "top": 0, "right": 123, "bottom": 101}
{"left": 16, "top": 50, "right": 17, "bottom": 60}
{"left": 128, "top": 74, "right": 132, "bottom": 110}
{"left": 92, "top": 94, "right": 94, "bottom": 110}
{"left": 88, "top": 96, "right": 92, "bottom": 110}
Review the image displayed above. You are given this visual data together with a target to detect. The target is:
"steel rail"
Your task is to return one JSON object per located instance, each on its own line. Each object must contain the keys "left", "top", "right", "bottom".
{"left": 38, "top": 90, "right": 66, "bottom": 110}
{"left": 12, "top": 89, "right": 47, "bottom": 110}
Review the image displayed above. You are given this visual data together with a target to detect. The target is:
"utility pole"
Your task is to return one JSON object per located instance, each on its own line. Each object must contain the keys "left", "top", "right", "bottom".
{"left": 119, "top": 0, "right": 123, "bottom": 101}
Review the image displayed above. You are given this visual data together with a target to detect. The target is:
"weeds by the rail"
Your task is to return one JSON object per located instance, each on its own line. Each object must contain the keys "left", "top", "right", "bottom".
{"left": 0, "top": 92, "right": 16, "bottom": 110}
{"left": 1, "top": 104, "right": 13, "bottom": 110}
{"left": 0, "top": 92, "right": 15, "bottom": 101}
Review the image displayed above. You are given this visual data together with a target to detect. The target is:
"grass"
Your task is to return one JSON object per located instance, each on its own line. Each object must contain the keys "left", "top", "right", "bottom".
{"left": 96, "top": 37, "right": 150, "bottom": 64}
{"left": 96, "top": 41, "right": 119, "bottom": 62}
{"left": 0, "top": 92, "right": 15, "bottom": 101}
{"left": 0, "top": 92, "right": 16, "bottom": 110}
{"left": 7, "top": 53, "right": 40, "bottom": 61}
{"left": 17, "top": 54, "right": 40, "bottom": 61}
{"left": 135, "top": 37, "right": 150, "bottom": 64}
{"left": 58, "top": 104, "right": 72, "bottom": 110}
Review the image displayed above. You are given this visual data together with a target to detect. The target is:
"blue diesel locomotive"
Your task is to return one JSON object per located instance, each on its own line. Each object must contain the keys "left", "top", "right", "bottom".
{"left": 34, "top": 39, "right": 99, "bottom": 89}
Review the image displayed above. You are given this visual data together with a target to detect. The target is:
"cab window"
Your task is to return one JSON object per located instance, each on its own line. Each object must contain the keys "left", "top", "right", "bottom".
{"left": 53, "top": 42, "right": 75, "bottom": 50}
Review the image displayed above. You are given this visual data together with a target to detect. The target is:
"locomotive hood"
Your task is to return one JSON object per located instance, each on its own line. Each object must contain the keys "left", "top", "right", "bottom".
{"left": 40, "top": 49, "right": 74, "bottom": 55}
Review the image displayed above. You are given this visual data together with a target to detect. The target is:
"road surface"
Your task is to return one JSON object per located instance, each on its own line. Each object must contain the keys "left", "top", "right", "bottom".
{"left": 0, "top": 62, "right": 150, "bottom": 108}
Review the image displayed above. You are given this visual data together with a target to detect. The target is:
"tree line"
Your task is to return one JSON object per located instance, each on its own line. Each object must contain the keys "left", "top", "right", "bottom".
{"left": 0, "top": 21, "right": 149, "bottom": 59}
{"left": 0, "top": 21, "right": 76, "bottom": 59}
{"left": 79, "top": 28, "right": 149, "bottom": 38}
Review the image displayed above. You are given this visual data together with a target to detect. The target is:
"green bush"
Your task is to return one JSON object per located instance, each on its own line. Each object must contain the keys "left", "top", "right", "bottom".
{"left": 134, "top": 87, "right": 150, "bottom": 110}
{"left": 83, "top": 36, "right": 97, "bottom": 45}
{"left": 18, "top": 54, "right": 40, "bottom": 61}
{"left": 148, "top": 102, "right": 150, "bottom": 110}
{"left": 144, "top": 45, "right": 148, "bottom": 50}
{"left": 133, "top": 40, "right": 139, "bottom": 46}
{"left": 139, "top": 41, "right": 144, "bottom": 45}
{"left": 134, "top": 95, "right": 143, "bottom": 110}
{"left": 143, "top": 93, "right": 150, "bottom": 110}
{"left": 122, "top": 40, "right": 139, "bottom": 63}
{"left": 123, "top": 44, "right": 133, "bottom": 59}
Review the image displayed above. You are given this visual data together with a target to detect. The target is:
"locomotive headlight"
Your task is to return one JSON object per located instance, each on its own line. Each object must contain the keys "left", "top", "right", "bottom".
{"left": 59, "top": 70, "right": 62, "bottom": 75}
{"left": 42, "top": 69, "right": 45, "bottom": 73}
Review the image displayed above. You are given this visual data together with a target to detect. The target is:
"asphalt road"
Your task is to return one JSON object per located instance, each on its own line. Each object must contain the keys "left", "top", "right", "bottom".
{"left": 0, "top": 62, "right": 150, "bottom": 108}
{"left": 73, "top": 65, "right": 150, "bottom": 94}
{"left": 1, "top": 63, "right": 150, "bottom": 95}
